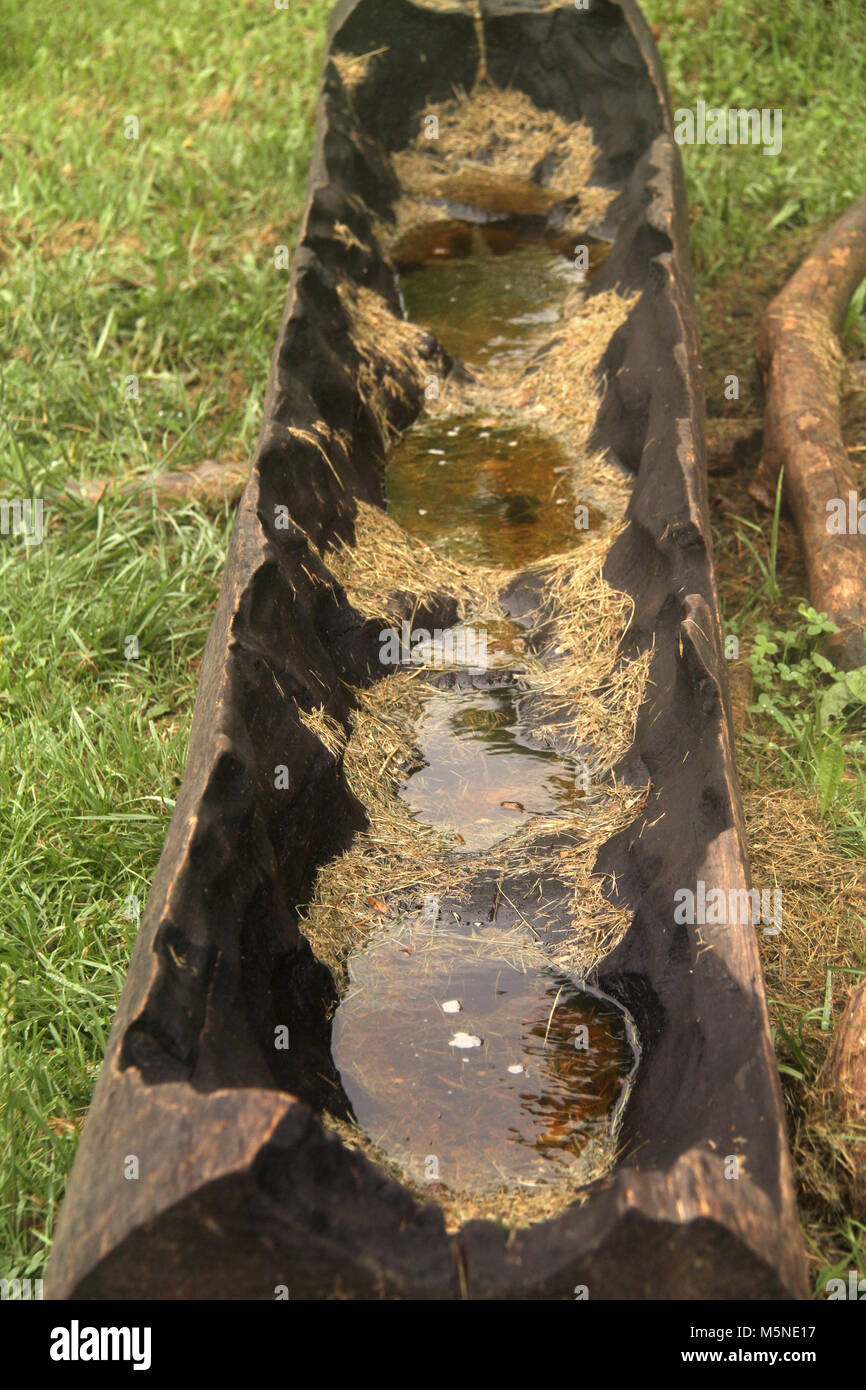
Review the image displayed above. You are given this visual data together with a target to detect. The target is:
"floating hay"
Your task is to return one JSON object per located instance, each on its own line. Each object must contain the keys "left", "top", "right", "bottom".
{"left": 508, "top": 286, "right": 635, "bottom": 448}
{"left": 298, "top": 675, "right": 642, "bottom": 987}
{"left": 326, "top": 498, "right": 489, "bottom": 622}
{"left": 385, "top": 83, "right": 616, "bottom": 256}
{"left": 519, "top": 536, "right": 652, "bottom": 773}
{"left": 300, "top": 533, "right": 648, "bottom": 988}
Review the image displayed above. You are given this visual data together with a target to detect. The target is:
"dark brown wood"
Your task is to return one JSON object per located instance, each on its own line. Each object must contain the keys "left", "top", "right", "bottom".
{"left": 751, "top": 191, "right": 866, "bottom": 669}
{"left": 827, "top": 977, "right": 866, "bottom": 1219}
{"left": 46, "top": 0, "right": 808, "bottom": 1301}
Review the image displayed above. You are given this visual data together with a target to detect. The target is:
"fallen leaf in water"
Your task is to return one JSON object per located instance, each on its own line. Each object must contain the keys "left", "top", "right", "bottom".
{"left": 500, "top": 799, "right": 525, "bottom": 811}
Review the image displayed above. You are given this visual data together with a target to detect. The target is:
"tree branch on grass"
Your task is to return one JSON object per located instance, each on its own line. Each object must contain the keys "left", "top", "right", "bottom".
{"left": 751, "top": 191, "right": 866, "bottom": 670}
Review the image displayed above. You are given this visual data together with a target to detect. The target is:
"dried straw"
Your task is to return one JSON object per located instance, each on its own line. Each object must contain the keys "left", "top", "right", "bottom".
{"left": 386, "top": 83, "right": 616, "bottom": 256}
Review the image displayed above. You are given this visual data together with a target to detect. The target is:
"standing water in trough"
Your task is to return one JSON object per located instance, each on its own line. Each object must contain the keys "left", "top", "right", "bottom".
{"left": 333, "top": 920, "right": 635, "bottom": 1193}
{"left": 400, "top": 684, "right": 576, "bottom": 852}
{"left": 324, "top": 213, "right": 640, "bottom": 1211}
{"left": 386, "top": 417, "right": 602, "bottom": 567}
{"left": 387, "top": 229, "right": 608, "bottom": 563}
{"left": 398, "top": 235, "right": 580, "bottom": 372}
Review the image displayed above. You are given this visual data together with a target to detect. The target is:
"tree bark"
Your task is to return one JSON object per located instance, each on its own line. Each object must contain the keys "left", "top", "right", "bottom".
{"left": 827, "top": 976, "right": 866, "bottom": 1219}
{"left": 62, "top": 457, "right": 248, "bottom": 509}
{"left": 751, "top": 191, "right": 866, "bottom": 669}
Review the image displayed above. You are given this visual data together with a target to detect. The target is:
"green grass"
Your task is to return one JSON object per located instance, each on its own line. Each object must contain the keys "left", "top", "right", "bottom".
{"left": 0, "top": 0, "right": 330, "bottom": 490}
{"left": 643, "top": 0, "right": 866, "bottom": 283}
{"left": 2, "top": 0, "right": 866, "bottom": 1291}
{"left": 0, "top": 0, "right": 332, "bottom": 1279}
{"left": 0, "top": 496, "right": 230, "bottom": 1278}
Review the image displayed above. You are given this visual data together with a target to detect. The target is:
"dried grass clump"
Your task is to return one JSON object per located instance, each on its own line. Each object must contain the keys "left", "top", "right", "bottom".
{"left": 386, "top": 84, "right": 615, "bottom": 256}
{"left": 325, "top": 494, "right": 475, "bottom": 614}
{"left": 330, "top": 47, "right": 387, "bottom": 94}
{"left": 299, "top": 669, "right": 461, "bottom": 981}
{"left": 509, "top": 286, "right": 636, "bottom": 444}
{"left": 326, "top": 499, "right": 483, "bottom": 623}
{"left": 522, "top": 536, "right": 651, "bottom": 774}
{"left": 297, "top": 704, "right": 347, "bottom": 761}
{"left": 337, "top": 282, "right": 435, "bottom": 444}
{"left": 744, "top": 784, "right": 866, "bottom": 1269}
{"left": 746, "top": 786, "right": 863, "bottom": 1024}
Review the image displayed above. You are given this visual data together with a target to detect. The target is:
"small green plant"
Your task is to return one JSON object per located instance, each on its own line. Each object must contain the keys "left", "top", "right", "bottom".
{"left": 820, "top": 665, "right": 866, "bottom": 726}
{"left": 735, "top": 467, "right": 785, "bottom": 604}
{"left": 746, "top": 604, "right": 866, "bottom": 807}
{"left": 816, "top": 736, "right": 845, "bottom": 818}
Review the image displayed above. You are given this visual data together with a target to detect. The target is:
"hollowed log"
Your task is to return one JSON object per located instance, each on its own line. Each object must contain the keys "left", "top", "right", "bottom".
{"left": 47, "top": 0, "right": 807, "bottom": 1301}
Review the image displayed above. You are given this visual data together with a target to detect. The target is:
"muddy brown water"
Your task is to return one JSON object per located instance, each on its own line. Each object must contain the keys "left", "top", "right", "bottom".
{"left": 331, "top": 215, "right": 636, "bottom": 1197}
{"left": 386, "top": 416, "right": 593, "bottom": 567}
{"left": 333, "top": 923, "right": 635, "bottom": 1192}
{"left": 401, "top": 685, "right": 576, "bottom": 852}
{"left": 399, "top": 232, "right": 581, "bottom": 372}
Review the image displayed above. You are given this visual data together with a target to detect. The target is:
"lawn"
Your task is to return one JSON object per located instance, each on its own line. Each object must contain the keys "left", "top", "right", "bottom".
{"left": 0, "top": 0, "right": 333, "bottom": 1282}
{"left": 1, "top": 0, "right": 864, "bottom": 1291}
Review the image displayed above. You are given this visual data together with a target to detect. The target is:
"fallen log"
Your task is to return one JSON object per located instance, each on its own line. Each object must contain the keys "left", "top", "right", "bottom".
{"left": 46, "top": 0, "right": 807, "bottom": 1300}
{"left": 827, "top": 976, "right": 866, "bottom": 1220}
{"left": 60, "top": 457, "right": 248, "bottom": 509}
{"left": 751, "top": 191, "right": 866, "bottom": 670}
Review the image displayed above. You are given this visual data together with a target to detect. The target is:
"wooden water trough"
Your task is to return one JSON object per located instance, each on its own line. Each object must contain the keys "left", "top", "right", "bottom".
{"left": 48, "top": 0, "right": 808, "bottom": 1300}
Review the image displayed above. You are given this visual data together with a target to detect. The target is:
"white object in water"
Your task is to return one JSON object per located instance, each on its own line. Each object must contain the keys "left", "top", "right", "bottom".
{"left": 449, "top": 1031, "right": 482, "bottom": 1049}
{"left": 441, "top": 999, "right": 462, "bottom": 1014}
